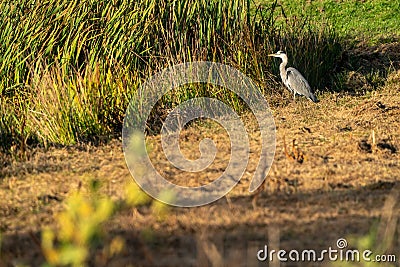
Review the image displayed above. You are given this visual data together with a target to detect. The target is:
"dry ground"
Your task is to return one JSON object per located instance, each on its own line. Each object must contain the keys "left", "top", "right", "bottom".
{"left": 1, "top": 70, "right": 400, "bottom": 266}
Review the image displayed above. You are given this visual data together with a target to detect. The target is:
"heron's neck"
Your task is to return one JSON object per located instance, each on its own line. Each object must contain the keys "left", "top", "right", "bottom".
{"left": 279, "top": 61, "right": 287, "bottom": 81}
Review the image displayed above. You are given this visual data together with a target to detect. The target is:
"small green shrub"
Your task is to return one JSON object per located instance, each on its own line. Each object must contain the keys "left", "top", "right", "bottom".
{"left": 41, "top": 189, "right": 115, "bottom": 266}
{"left": 41, "top": 178, "right": 173, "bottom": 266}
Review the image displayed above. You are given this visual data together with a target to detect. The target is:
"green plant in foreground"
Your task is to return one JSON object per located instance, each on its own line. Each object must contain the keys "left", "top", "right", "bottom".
{"left": 41, "top": 188, "right": 117, "bottom": 266}
{"left": 41, "top": 176, "right": 173, "bottom": 266}
{"left": 330, "top": 227, "right": 397, "bottom": 267}
{"left": 331, "top": 188, "right": 399, "bottom": 267}
{"left": 124, "top": 180, "right": 152, "bottom": 207}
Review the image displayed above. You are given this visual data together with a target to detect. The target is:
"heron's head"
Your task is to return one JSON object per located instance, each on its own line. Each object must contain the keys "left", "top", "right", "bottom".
{"left": 268, "top": 51, "right": 287, "bottom": 60}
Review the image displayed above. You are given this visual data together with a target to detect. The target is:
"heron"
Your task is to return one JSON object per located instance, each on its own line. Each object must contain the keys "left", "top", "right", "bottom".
{"left": 268, "top": 51, "right": 319, "bottom": 103}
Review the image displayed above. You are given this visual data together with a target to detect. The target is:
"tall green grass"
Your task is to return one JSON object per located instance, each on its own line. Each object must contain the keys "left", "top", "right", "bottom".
{"left": 0, "top": 0, "right": 343, "bottom": 153}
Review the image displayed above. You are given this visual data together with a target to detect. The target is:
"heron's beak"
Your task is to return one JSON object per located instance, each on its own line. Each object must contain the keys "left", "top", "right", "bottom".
{"left": 268, "top": 54, "right": 277, "bottom": 57}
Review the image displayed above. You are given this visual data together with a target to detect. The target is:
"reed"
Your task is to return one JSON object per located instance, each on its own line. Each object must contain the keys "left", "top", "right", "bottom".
{"left": 0, "top": 0, "right": 342, "bottom": 151}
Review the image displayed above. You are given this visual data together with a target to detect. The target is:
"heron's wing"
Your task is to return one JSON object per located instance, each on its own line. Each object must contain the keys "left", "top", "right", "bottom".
{"left": 286, "top": 67, "right": 318, "bottom": 102}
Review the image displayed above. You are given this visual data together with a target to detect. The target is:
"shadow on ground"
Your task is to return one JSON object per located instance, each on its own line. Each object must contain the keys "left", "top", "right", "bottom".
{"left": 2, "top": 181, "right": 399, "bottom": 266}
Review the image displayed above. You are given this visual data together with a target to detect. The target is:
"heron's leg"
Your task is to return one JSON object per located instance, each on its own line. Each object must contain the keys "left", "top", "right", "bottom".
{"left": 293, "top": 92, "right": 296, "bottom": 101}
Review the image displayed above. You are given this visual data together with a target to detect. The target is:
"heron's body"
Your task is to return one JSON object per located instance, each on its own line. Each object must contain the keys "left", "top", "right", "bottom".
{"left": 269, "top": 51, "right": 318, "bottom": 103}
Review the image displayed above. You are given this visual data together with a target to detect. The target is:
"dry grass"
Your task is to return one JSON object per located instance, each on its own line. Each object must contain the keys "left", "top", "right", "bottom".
{"left": 1, "top": 71, "right": 400, "bottom": 266}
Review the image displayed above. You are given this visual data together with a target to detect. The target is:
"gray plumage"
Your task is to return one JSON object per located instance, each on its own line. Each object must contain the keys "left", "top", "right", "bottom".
{"left": 268, "top": 51, "right": 319, "bottom": 103}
